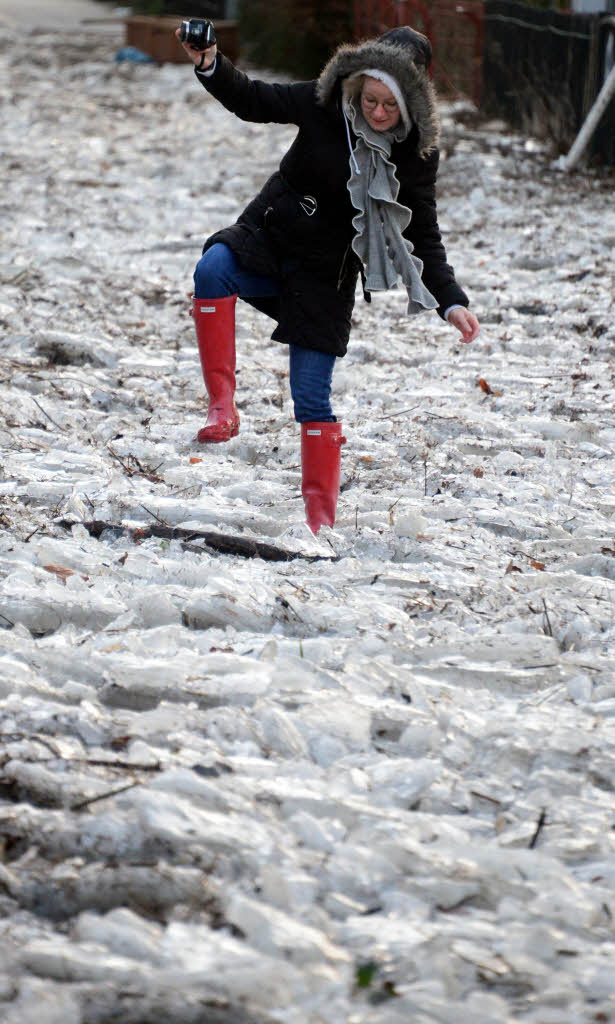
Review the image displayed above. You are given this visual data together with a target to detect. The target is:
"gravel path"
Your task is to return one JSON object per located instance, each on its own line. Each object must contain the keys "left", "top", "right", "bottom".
{"left": 0, "top": 0, "right": 115, "bottom": 30}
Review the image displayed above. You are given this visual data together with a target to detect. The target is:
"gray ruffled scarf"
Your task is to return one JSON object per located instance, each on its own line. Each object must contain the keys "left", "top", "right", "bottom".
{"left": 343, "top": 94, "right": 437, "bottom": 315}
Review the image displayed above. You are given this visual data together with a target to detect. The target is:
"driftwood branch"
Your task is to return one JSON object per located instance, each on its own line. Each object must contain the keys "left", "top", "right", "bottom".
{"left": 31, "top": 396, "right": 68, "bottom": 433}
{"left": 528, "top": 808, "right": 547, "bottom": 849}
{"left": 71, "top": 781, "right": 140, "bottom": 812}
{"left": 59, "top": 520, "right": 336, "bottom": 563}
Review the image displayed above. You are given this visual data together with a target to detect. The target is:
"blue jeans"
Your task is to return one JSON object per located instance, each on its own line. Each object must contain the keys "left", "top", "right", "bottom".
{"left": 194, "top": 243, "right": 336, "bottom": 423}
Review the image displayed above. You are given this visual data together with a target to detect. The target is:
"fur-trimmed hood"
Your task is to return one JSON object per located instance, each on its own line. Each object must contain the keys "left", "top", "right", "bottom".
{"left": 316, "top": 27, "right": 440, "bottom": 157}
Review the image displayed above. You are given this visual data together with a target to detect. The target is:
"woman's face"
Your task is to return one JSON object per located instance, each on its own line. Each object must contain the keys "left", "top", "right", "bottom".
{"left": 360, "top": 76, "right": 401, "bottom": 132}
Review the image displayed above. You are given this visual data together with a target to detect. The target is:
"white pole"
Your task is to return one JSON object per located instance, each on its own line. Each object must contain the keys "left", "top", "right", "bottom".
{"left": 556, "top": 59, "right": 615, "bottom": 172}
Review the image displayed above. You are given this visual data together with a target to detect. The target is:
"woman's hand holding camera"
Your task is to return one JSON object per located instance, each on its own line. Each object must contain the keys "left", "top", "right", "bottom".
{"left": 175, "top": 27, "right": 217, "bottom": 71}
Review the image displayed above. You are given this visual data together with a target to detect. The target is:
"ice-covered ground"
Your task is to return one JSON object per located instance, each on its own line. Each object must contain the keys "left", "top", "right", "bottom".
{"left": 1, "top": 21, "right": 615, "bottom": 1024}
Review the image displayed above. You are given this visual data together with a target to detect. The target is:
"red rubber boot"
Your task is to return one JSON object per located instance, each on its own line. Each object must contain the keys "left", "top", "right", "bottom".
{"left": 301, "top": 422, "right": 346, "bottom": 534}
{"left": 192, "top": 294, "right": 240, "bottom": 443}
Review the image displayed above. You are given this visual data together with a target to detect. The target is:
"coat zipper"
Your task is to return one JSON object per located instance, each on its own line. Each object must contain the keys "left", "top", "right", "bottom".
{"left": 337, "top": 244, "right": 350, "bottom": 290}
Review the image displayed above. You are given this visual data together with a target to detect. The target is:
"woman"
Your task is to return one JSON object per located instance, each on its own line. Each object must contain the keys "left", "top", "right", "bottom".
{"left": 177, "top": 24, "right": 480, "bottom": 534}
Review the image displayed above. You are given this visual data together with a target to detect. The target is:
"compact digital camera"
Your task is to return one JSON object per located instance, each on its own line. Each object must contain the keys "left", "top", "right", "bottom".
{"left": 179, "top": 18, "right": 216, "bottom": 50}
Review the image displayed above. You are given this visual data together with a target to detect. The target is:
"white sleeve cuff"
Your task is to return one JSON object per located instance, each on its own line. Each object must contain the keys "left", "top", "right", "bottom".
{"left": 195, "top": 56, "right": 217, "bottom": 77}
{"left": 444, "top": 304, "right": 463, "bottom": 321}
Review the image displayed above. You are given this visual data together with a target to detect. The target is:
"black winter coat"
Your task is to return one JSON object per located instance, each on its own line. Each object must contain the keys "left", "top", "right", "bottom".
{"left": 195, "top": 38, "right": 469, "bottom": 357}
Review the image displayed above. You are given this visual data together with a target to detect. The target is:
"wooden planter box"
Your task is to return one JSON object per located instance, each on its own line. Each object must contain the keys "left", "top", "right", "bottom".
{"left": 124, "top": 16, "right": 239, "bottom": 64}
